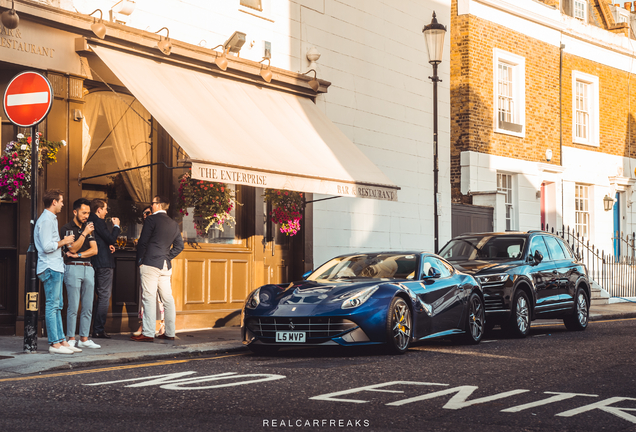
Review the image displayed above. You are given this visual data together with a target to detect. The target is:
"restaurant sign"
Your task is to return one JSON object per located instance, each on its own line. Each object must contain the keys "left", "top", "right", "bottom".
{"left": 191, "top": 162, "right": 399, "bottom": 202}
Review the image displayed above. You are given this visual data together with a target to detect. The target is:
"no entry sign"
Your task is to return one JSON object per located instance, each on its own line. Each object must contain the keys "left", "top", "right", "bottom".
{"left": 3, "top": 71, "right": 53, "bottom": 127}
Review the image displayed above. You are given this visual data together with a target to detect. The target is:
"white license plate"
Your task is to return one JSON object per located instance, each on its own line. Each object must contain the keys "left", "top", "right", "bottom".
{"left": 276, "top": 332, "right": 306, "bottom": 343}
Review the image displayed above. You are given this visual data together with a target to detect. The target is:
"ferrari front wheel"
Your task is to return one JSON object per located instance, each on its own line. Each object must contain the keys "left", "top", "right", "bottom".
{"left": 385, "top": 297, "right": 412, "bottom": 355}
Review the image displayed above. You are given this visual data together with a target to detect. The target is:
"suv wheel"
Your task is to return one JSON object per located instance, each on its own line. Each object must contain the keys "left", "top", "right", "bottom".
{"left": 504, "top": 290, "right": 531, "bottom": 338}
{"left": 563, "top": 288, "right": 589, "bottom": 331}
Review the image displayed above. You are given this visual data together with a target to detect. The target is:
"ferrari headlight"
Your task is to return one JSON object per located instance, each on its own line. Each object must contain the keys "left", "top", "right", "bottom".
{"left": 246, "top": 288, "right": 261, "bottom": 309}
{"left": 477, "top": 274, "right": 509, "bottom": 284}
{"left": 341, "top": 286, "right": 379, "bottom": 309}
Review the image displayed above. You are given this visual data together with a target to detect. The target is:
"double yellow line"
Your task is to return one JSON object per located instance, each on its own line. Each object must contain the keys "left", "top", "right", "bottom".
{"left": 0, "top": 352, "right": 247, "bottom": 383}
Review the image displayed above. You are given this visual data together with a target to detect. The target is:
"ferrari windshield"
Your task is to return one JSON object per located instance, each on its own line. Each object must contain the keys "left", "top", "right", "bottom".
{"left": 307, "top": 253, "right": 419, "bottom": 281}
{"left": 439, "top": 236, "right": 526, "bottom": 261}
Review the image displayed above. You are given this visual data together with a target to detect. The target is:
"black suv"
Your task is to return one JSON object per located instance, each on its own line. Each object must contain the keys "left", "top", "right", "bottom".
{"left": 438, "top": 231, "right": 590, "bottom": 337}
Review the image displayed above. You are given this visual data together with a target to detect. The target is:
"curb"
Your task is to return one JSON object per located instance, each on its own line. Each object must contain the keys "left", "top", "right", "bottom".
{"left": 589, "top": 312, "right": 636, "bottom": 321}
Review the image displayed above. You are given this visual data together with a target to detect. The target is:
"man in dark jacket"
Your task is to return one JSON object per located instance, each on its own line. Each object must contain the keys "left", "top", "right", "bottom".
{"left": 88, "top": 199, "right": 120, "bottom": 339}
{"left": 131, "top": 195, "right": 184, "bottom": 342}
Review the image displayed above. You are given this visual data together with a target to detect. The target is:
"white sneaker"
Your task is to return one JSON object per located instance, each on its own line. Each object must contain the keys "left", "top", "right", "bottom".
{"left": 65, "top": 344, "right": 82, "bottom": 353}
{"left": 78, "top": 339, "right": 101, "bottom": 349}
{"left": 49, "top": 346, "right": 74, "bottom": 355}
{"left": 68, "top": 339, "right": 77, "bottom": 347}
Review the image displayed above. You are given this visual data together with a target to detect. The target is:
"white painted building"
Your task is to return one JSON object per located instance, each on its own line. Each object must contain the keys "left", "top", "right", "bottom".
{"left": 51, "top": 0, "right": 452, "bottom": 266}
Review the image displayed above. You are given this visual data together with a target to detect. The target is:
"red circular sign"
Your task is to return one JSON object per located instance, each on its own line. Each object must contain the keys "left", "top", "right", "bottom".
{"left": 3, "top": 71, "right": 53, "bottom": 127}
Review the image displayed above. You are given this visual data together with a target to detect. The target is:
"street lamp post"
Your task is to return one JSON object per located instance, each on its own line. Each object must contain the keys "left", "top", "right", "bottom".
{"left": 423, "top": 12, "right": 447, "bottom": 253}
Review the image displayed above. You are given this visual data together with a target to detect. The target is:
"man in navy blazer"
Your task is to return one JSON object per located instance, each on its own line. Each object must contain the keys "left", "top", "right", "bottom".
{"left": 88, "top": 199, "right": 121, "bottom": 339}
{"left": 132, "top": 195, "right": 184, "bottom": 342}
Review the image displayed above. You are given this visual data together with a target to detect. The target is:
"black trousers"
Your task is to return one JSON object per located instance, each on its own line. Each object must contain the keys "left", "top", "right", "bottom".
{"left": 92, "top": 267, "right": 114, "bottom": 334}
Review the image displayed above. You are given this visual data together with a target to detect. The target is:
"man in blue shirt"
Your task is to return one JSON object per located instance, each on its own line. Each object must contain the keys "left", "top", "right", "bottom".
{"left": 34, "top": 189, "right": 81, "bottom": 355}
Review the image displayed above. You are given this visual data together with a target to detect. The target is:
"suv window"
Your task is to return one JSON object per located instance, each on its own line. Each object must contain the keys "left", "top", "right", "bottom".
{"left": 529, "top": 236, "right": 550, "bottom": 261}
{"left": 544, "top": 236, "right": 567, "bottom": 260}
{"left": 557, "top": 238, "right": 574, "bottom": 259}
{"left": 439, "top": 236, "right": 525, "bottom": 260}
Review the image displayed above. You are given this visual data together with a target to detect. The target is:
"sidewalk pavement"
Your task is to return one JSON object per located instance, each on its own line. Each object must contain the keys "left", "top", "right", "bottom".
{"left": 0, "top": 301, "right": 635, "bottom": 377}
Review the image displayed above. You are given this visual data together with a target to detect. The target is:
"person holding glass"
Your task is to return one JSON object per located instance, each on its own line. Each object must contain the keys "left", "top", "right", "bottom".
{"left": 60, "top": 198, "right": 101, "bottom": 350}
{"left": 34, "top": 189, "right": 79, "bottom": 354}
{"left": 88, "top": 199, "right": 120, "bottom": 339}
{"left": 133, "top": 206, "right": 165, "bottom": 337}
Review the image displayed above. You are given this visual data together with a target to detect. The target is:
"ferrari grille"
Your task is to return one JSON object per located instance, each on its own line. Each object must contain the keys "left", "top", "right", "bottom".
{"left": 246, "top": 317, "right": 357, "bottom": 339}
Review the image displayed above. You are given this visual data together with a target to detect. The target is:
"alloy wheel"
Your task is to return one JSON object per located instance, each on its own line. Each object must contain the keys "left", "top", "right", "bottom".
{"left": 468, "top": 295, "right": 485, "bottom": 341}
{"left": 516, "top": 296, "right": 529, "bottom": 333}
{"left": 392, "top": 300, "right": 411, "bottom": 351}
{"left": 576, "top": 292, "right": 588, "bottom": 326}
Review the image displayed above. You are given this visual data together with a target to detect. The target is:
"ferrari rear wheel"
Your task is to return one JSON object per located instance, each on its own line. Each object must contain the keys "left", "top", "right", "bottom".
{"left": 248, "top": 344, "right": 280, "bottom": 356}
{"left": 385, "top": 297, "right": 411, "bottom": 355}
{"left": 462, "top": 292, "right": 485, "bottom": 344}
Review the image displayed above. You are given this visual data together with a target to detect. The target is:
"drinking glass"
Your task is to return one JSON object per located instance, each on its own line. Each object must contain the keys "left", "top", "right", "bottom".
{"left": 122, "top": 235, "right": 127, "bottom": 249}
{"left": 65, "top": 230, "right": 73, "bottom": 250}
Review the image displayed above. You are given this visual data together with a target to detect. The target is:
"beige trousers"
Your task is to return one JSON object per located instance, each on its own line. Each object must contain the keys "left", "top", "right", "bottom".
{"left": 140, "top": 262, "right": 176, "bottom": 338}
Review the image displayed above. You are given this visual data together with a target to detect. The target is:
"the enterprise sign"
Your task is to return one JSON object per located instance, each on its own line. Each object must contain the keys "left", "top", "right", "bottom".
{"left": 191, "top": 162, "right": 399, "bottom": 202}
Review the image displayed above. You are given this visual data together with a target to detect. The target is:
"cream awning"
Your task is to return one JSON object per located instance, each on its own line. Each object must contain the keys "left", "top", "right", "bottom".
{"left": 91, "top": 46, "right": 399, "bottom": 201}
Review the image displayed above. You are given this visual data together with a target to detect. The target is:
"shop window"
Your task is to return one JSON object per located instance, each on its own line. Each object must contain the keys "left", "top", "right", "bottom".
{"left": 82, "top": 91, "right": 152, "bottom": 240}
{"left": 493, "top": 49, "right": 525, "bottom": 137}
{"left": 181, "top": 184, "right": 240, "bottom": 245}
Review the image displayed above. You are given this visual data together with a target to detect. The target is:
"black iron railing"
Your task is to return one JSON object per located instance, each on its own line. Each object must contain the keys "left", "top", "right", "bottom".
{"left": 542, "top": 224, "right": 636, "bottom": 298}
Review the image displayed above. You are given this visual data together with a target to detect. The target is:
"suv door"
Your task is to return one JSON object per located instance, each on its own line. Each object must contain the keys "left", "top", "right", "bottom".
{"left": 555, "top": 237, "right": 581, "bottom": 306}
{"left": 543, "top": 235, "right": 573, "bottom": 312}
{"left": 528, "top": 235, "right": 559, "bottom": 314}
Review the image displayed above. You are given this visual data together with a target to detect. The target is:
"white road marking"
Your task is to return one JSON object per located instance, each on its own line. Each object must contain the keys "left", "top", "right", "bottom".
{"left": 7, "top": 92, "right": 49, "bottom": 106}
{"left": 85, "top": 371, "right": 285, "bottom": 390}
{"left": 310, "top": 381, "right": 448, "bottom": 404}
{"left": 556, "top": 397, "right": 636, "bottom": 424}
{"left": 501, "top": 392, "right": 598, "bottom": 412}
{"left": 387, "top": 385, "right": 528, "bottom": 409}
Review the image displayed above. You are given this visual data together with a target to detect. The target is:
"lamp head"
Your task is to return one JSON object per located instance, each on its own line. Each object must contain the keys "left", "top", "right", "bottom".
{"left": 1, "top": 1, "right": 19, "bottom": 30}
{"left": 259, "top": 57, "right": 272, "bottom": 83}
{"left": 89, "top": 9, "right": 106, "bottom": 39}
{"left": 214, "top": 48, "right": 228, "bottom": 71}
{"left": 303, "top": 69, "right": 319, "bottom": 92}
{"left": 422, "top": 11, "right": 447, "bottom": 65}
{"left": 155, "top": 27, "right": 172, "bottom": 55}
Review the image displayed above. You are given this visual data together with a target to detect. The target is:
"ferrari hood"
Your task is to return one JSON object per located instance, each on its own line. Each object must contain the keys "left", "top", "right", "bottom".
{"left": 275, "top": 280, "right": 382, "bottom": 306}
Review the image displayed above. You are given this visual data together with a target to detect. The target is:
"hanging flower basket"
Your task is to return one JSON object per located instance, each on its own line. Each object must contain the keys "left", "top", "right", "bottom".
{"left": 177, "top": 170, "right": 237, "bottom": 237}
{"left": 264, "top": 189, "right": 303, "bottom": 236}
{"left": 0, "top": 132, "right": 65, "bottom": 203}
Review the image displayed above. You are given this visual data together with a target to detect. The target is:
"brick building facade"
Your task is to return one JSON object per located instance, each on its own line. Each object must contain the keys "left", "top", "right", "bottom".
{"left": 451, "top": 0, "right": 636, "bottom": 255}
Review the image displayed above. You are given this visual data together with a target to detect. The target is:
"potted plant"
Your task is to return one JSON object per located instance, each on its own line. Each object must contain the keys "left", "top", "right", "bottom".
{"left": 264, "top": 189, "right": 303, "bottom": 236}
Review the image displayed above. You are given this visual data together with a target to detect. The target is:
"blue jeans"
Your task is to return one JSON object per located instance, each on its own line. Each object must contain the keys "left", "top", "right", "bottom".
{"left": 38, "top": 269, "right": 65, "bottom": 345}
{"left": 64, "top": 264, "right": 95, "bottom": 338}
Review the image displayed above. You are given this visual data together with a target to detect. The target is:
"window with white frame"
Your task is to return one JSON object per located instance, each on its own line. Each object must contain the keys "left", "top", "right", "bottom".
{"left": 575, "top": 81, "right": 589, "bottom": 140}
{"left": 494, "top": 49, "right": 525, "bottom": 137}
{"left": 573, "top": 0, "right": 587, "bottom": 21}
{"left": 575, "top": 184, "right": 590, "bottom": 239}
{"left": 572, "top": 71, "right": 599, "bottom": 146}
{"left": 497, "top": 173, "right": 515, "bottom": 231}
